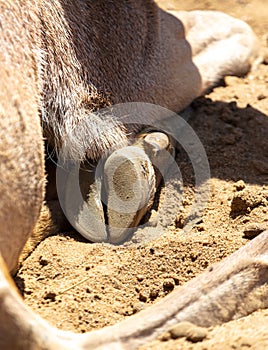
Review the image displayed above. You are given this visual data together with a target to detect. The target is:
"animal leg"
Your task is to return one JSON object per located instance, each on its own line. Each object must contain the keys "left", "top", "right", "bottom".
{"left": 170, "top": 10, "right": 260, "bottom": 91}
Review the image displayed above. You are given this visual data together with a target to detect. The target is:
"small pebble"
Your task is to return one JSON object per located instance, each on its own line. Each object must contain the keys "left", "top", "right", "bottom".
{"left": 24, "top": 288, "right": 33, "bottom": 295}
{"left": 39, "top": 257, "right": 49, "bottom": 266}
{"left": 163, "top": 278, "right": 175, "bottom": 291}
{"left": 234, "top": 180, "right": 246, "bottom": 191}
{"left": 243, "top": 223, "right": 267, "bottom": 239}
{"left": 149, "top": 288, "right": 159, "bottom": 299}
{"left": 43, "top": 292, "right": 57, "bottom": 302}
{"left": 168, "top": 321, "right": 208, "bottom": 343}
{"left": 175, "top": 213, "right": 185, "bottom": 229}
{"left": 231, "top": 190, "right": 263, "bottom": 214}
{"left": 138, "top": 291, "right": 148, "bottom": 302}
{"left": 197, "top": 223, "right": 205, "bottom": 232}
{"left": 186, "top": 327, "right": 208, "bottom": 343}
{"left": 137, "top": 274, "right": 144, "bottom": 282}
{"left": 149, "top": 248, "right": 155, "bottom": 255}
{"left": 169, "top": 321, "right": 193, "bottom": 339}
{"left": 257, "top": 94, "right": 266, "bottom": 101}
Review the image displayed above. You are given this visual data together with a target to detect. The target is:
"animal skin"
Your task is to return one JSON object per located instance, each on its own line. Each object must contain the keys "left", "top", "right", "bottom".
{"left": 0, "top": 1, "right": 266, "bottom": 349}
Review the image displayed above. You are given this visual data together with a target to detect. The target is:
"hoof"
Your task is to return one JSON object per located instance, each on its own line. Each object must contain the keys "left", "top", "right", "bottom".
{"left": 63, "top": 131, "right": 174, "bottom": 243}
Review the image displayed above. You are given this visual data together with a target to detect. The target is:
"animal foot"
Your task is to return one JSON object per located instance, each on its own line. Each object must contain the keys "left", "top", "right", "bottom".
{"left": 61, "top": 131, "right": 174, "bottom": 243}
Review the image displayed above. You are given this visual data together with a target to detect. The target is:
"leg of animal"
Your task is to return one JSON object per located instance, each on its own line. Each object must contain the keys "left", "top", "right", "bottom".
{"left": 170, "top": 10, "right": 260, "bottom": 91}
{"left": 17, "top": 2, "right": 260, "bottom": 258}
{"left": 0, "top": 1, "right": 44, "bottom": 274}
{"left": 0, "top": 1, "right": 265, "bottom": 349}
{"left": 31, "top": 1, "right": 260, "bottom": 245}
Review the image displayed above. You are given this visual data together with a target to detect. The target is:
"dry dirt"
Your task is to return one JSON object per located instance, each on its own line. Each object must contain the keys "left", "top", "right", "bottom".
{"left": 15, "top": 1, "right": 268, "bottom": 349}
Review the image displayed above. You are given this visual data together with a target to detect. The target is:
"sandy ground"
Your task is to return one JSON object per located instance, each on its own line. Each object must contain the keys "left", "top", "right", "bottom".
{"left": 15, "top": 1, "right": 268, "bottom": 349}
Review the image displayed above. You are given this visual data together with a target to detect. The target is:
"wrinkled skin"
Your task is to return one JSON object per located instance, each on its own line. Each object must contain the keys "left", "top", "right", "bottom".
{"left": 0, "top": 1, "right": 266, "bottom": 349}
